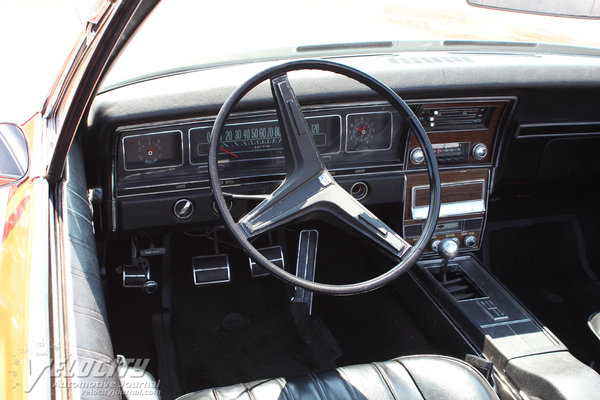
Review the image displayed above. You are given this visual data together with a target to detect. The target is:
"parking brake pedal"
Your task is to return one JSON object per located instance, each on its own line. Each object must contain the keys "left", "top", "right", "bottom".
{"left": 292, "top": 230, "right": 319, "bottom": 315}
{"left": 192, "top": 254, "right": 230, "bottom": 285}
{"left": 121, "top": 238, "right": 158, "bottom": 294}
{"left": 248, "top": 246, "right": 285, "bottom": 278}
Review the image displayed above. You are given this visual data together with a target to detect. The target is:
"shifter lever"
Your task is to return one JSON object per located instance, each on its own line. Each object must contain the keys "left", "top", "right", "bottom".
{"left": 437, "top": 238, "right": 459, "bottom": 283}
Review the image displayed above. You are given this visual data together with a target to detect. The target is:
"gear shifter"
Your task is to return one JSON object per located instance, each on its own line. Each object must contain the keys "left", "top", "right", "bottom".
{"left": 437, "top": 238, "right": 459, "bottom": 283}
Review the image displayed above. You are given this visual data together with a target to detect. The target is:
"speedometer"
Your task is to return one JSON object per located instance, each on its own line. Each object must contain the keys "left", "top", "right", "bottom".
{"left": 189, "top": 115, "right": 341, "bottom": 164}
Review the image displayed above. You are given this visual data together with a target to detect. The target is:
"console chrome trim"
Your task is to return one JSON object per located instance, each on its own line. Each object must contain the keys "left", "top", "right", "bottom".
{"left": 411, "top": 179, "right": 486, "bottom": 220}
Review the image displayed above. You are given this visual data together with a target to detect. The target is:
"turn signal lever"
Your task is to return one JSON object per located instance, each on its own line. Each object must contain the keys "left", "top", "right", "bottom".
{"left": 437, "top": 238, "right": 458, "bottom": 283}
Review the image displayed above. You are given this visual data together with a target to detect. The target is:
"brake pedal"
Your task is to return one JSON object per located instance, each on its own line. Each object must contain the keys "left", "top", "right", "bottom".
{"left": 192, "top": 254, "right": 230, "bottom": 285}
{"left": 248, "top": 245, "right": 285, "bottom": 278}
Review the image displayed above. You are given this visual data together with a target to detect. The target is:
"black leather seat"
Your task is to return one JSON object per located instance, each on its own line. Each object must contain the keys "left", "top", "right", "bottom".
{"left": 177, "top": 355, "right": 499, "bottom": 400}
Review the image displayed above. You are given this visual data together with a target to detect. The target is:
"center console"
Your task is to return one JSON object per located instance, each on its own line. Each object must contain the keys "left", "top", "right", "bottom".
{"left": 402, "top": 98, "right": 512, "bottom": 253}
{"left": 400, "top": 97, "right": 600, "bottom": 398}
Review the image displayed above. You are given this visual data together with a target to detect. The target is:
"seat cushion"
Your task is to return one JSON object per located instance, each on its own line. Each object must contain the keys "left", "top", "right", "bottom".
{"left": 177, "top": 355, "right": 499, "bottom": 400}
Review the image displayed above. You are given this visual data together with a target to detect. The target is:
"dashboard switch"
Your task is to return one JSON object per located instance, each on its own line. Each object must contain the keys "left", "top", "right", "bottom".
{"left": 410, "top": 147, "right": 425, "bottom": 164}
{"left": 173, "top": 198, "right": 194, "bottom": 219}
{"left": 350, "top": 181, "right": 369, "bottom": 200}
{"left": 464, "top": 235, "right": 478, "bottom": 248}
{"left": 472, "top": 143, "right": 488, "bottom": 160}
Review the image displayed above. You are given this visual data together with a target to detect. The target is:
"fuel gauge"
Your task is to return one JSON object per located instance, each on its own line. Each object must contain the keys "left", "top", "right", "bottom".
{"left": 137, "top": 137, "right": 162, "bottom": 166}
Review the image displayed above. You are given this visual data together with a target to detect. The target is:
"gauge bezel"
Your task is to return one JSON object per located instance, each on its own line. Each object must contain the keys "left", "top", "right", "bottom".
{"left": 187, "top": 114, "right": 342, "bottom": 166}
{"left": 345, "top": 111, "right": 393, "bottom": 153}
{"left": 122, "top": 130, "right": 184, "bottom": 172}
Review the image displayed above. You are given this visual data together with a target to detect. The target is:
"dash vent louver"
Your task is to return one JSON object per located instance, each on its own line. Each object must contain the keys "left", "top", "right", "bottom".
{"left": 419, "top": 106, "right": 495, "bottom": 131}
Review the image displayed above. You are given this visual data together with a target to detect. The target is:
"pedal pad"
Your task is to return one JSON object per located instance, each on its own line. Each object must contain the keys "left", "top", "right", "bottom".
{"left": 192, "top": 254, "right": 230, "bottom": 286}
{"left": 248, "top": 246, "right": 284, "bottom": 278}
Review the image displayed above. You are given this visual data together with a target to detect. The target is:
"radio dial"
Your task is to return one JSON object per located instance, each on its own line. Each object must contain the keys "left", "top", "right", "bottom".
{"left": 410, "top": 147, "right": 425, "bottom": 164}
{"left": 464, "top": 235, "right": 478, "bottom": 248}
{"left": 472, "top": 143, "right": 488, "bottom": 160}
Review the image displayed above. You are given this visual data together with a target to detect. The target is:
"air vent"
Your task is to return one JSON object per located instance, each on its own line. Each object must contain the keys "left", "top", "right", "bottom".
{"left": 419, "top": 106, "right": 494, "bottom": 131}
{"left": 388, "top": 55, "right": 473, "bottom": 65}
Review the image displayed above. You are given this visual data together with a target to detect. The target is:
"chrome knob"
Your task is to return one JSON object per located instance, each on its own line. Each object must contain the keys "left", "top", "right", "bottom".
{"left": 438, "top": 238, "right": 459, "bottom": 261}
{"left": 173, "top": 198, "right": 194, "bottom": 219}
{"left": 431, "top": 239, "right": 441, "bottom": 252}
{"left": 464, "top": 235, "right": 477, "bottom": 248}
{"left": 472, "top": 143, "right": 488, "bottom": 160}
{"left": 410, "top": 147, "right": 425, "bottom": 164}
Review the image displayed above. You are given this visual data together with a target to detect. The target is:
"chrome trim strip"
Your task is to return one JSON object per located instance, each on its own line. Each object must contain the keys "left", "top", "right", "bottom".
{"left": 411, "top": 179, "right": 486, "bottom": 220}
{"left": 114, "top": 166, "right": 405, "bottom": 198}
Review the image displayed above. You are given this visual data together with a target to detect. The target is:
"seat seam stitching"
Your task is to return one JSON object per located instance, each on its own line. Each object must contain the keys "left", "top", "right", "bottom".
{"left": 309, "top": 373, "right": 329, "bottom": 400}
{"left": 73, "top": 305, "right": 104, "bottom": 319}
{"left": 77, "top": 347, "right": 113, "bottom": 362}
{"left": 211, "top": 387, "right": 220, "bottom": 400}
{"left": 337, "top": 368, "right": 360, "bottom": 400}
{"left": 242, "top": 382, "right": 255, "bottom": 400}
{"left": 394, "top": 359, "right": 426, "bottom": 400}
{"left": 76, "top": 355, "right": 113, "bottom": 367}
{"left": 275, "top": 377, "right": 291, "bottom": 400}
{"left": 372, "top": 362, "right": 400, "bottom": 400}
{"left": 74, "top": 310, "right": 106, "bottom": 325}
{"left": 66, "top": 187, "right": 90, "bottom": 205}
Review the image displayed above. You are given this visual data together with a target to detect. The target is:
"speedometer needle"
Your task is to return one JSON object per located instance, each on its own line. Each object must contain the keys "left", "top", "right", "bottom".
{"left": 219, "top": 147, "right": 239, "bottom": 158}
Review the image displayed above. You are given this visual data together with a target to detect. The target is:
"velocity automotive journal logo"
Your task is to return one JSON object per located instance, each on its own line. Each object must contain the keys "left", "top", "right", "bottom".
{"left": 10, "top": 342, "right": 160, "bottom": 397}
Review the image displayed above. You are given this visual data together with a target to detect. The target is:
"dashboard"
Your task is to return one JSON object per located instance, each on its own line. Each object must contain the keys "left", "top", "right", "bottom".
{"left": 85, "top": 51, "right": 600, "bottom": 254}
{"left": 108, "top": 96, "right": 512, "bottom": 255}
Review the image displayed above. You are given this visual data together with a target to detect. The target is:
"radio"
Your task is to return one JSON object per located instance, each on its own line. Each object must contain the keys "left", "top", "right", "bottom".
{"left": 409, "top": 142, "right": 488, "bottom": 166}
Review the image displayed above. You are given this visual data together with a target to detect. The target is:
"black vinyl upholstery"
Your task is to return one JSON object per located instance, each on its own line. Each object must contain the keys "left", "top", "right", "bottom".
{"left": 66, "top": 139, "right": 121, "bottom": 400}
{"left": 177, "top": 355, "right": 499, "bottom": 400}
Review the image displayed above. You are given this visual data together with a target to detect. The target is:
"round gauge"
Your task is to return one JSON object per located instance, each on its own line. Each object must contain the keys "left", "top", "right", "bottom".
{"left": 137, "top": 137, "right": 162, "bottom": 166}
{"left": 348, "top": 117, "right": 376, "bottom": 145}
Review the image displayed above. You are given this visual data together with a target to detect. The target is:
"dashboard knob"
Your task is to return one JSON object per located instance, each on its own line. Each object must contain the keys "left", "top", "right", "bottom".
{"left": 464, "top": 235, "right": 478, "bottom": 248}
{"left": 472, "top": 143, "right": 488, "bottom": 160}
{"left": 173, "top": 198, "right": 194, "bottom": 219}
{"left": 431, "top": 239, "right": 441, "bottom": 252}
{"left": 410, "top": 147, "right": 425, "bottom": 164}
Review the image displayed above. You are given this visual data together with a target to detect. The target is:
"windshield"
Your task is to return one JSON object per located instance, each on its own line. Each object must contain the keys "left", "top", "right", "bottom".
{"left": 104, "top": 0, "right": 600, "bottom": 88}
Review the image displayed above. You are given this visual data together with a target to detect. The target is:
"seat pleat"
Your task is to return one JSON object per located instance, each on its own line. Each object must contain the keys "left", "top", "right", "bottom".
{"left": 398, "top": 356, "right": 497, "bottom": 400}
{"left": 178, "top": 356, "right": 499, "bottom": 400}
{"left": 336, "top": 362, "right": 397, "bottom": 399}
{"left": 373, "top": 361, "right": 424, "bottom": 400}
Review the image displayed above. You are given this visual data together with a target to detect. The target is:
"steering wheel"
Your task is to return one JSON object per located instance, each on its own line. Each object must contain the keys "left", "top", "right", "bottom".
{"left": 209, "top": 59, "right": 440, "bottom": 295}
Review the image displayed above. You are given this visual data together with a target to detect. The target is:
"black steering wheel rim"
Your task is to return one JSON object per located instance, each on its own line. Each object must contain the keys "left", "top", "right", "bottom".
{"left": 209, "top": 59, "right": 441, "bottom": 295}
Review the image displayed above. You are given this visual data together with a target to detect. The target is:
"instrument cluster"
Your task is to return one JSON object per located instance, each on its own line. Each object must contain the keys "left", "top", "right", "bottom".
{"left": 115, "top": 105, "right": 404, "bottom": 198}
